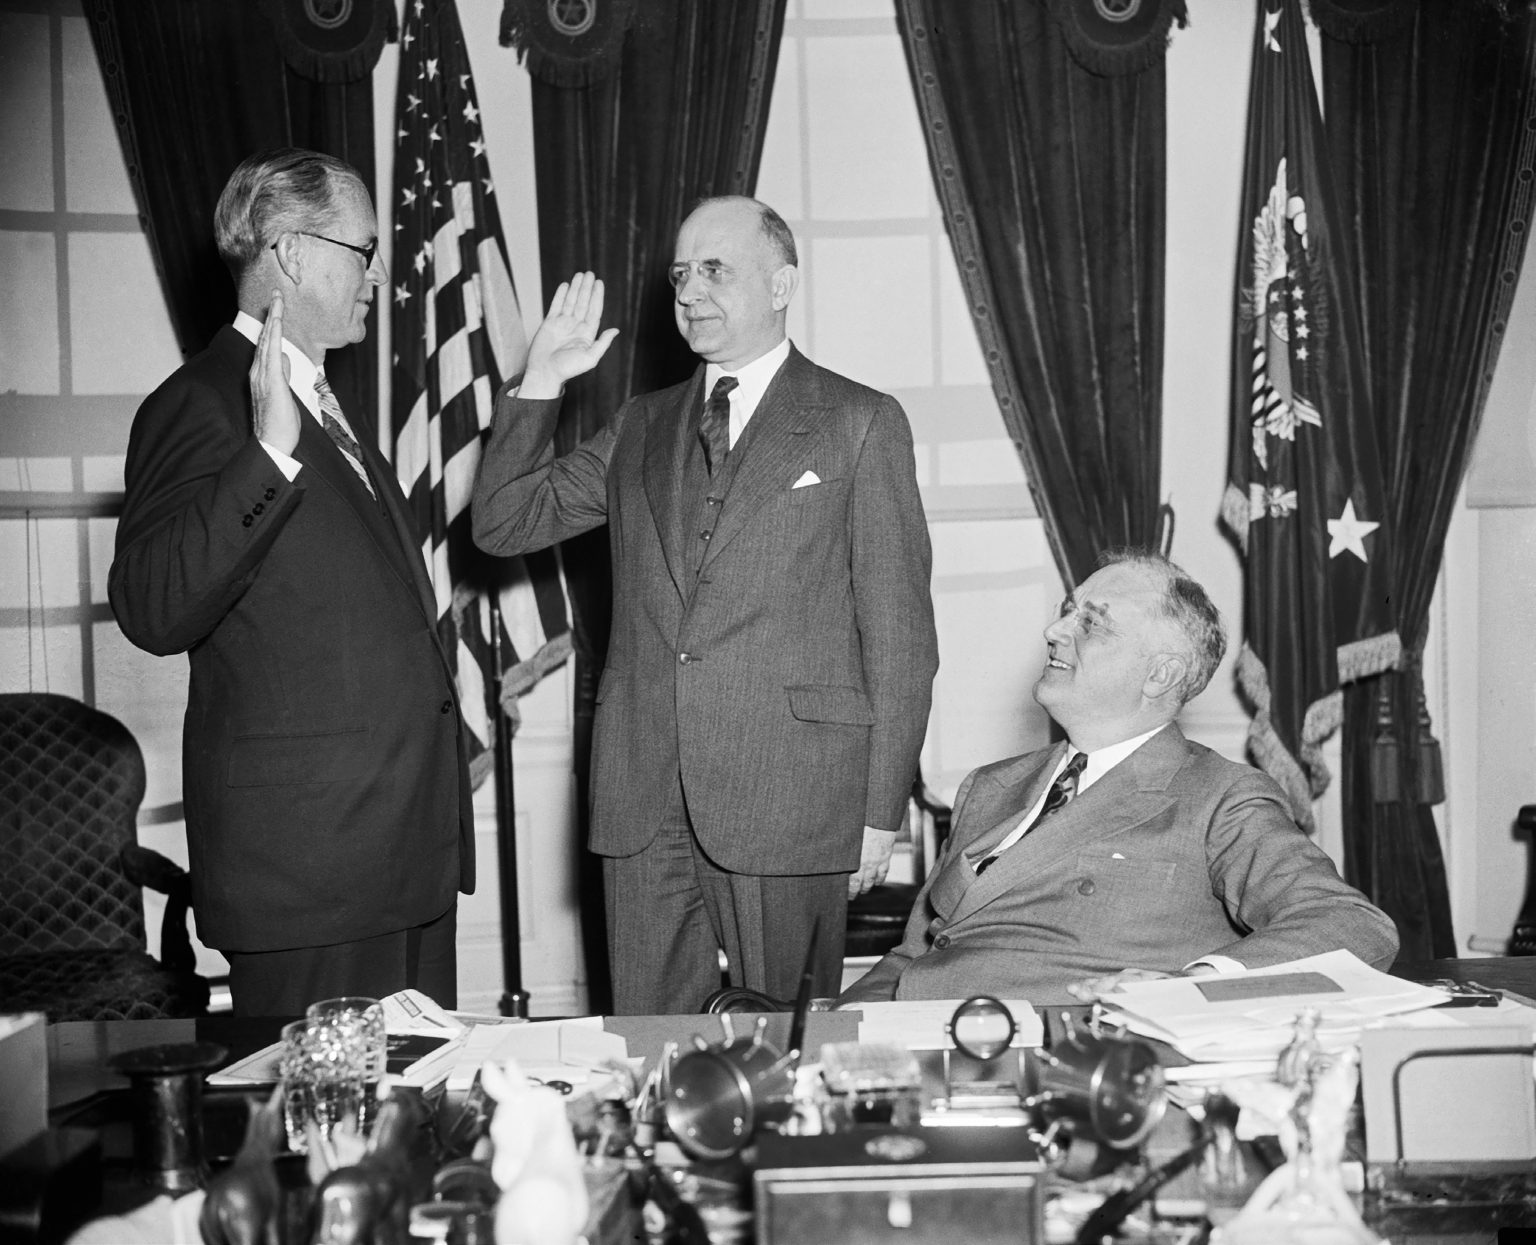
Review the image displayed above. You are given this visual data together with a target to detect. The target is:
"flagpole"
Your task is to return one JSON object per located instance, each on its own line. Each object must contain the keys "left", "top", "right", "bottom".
{"left": 489, "top": 596, "right": 529, "bottom": 1019}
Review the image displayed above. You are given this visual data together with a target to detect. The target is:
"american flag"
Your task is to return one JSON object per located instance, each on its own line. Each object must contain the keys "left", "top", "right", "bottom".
{"left": 390, "top": 0, "right": 571, "bottom": 784}
{"left": 1221, "top": 0, "right": 1398, "bottom": 831}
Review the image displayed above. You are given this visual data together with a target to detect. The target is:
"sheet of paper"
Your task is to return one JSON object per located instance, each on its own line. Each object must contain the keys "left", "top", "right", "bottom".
{"left": 853, "top": 999, "right": 1044, "bottom": 1050}
{"left": 1097, "top": 950, "right": 1450, "bottom": 1063}
{"left": 210, "top": 989, "right": 471, "bottom": 1088}
{"left": 445, "top": 1017, "right": 630, "bottom": 1093}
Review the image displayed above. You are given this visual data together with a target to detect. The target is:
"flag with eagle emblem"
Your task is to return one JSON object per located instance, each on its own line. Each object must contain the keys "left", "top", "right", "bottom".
{"left": 1221, "top": 0, "right": 1399, "bottom": 831}
{"left": 391, "top": 0, "right": 571, "bottom": 785}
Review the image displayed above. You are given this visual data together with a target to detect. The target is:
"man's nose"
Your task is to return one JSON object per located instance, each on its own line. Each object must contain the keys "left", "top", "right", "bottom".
{"left": 1043, "top": 613, "right": 1072, "bottom": 644}
{"left": 368, "top": 252, "right": 387, "bottom": 285}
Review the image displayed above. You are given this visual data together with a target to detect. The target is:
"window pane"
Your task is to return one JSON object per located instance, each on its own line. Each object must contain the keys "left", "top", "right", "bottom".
{"left": 62, "top": 16, "right": 136, "bottom": 215}
{"left": 0, "top": 233, "right": 61, "bottom": 395}
{"left": 69, "top": 232, "right": 182, "bottom": 395}
{"left": 0, "top": 12, "right": 55, "bottom": 213}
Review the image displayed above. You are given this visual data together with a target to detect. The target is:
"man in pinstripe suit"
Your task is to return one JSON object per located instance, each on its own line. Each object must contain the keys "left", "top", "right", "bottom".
{"left": 473, "top": 197, "right": 938, "bottom": 1014}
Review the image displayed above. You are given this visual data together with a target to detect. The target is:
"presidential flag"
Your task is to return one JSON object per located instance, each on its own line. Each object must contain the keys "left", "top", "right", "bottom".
{"left": 391, "top": 0, "right": 571, "bottom": 784}
{"left": 1220, "top": 0, "right": 1399, "bottom": 831}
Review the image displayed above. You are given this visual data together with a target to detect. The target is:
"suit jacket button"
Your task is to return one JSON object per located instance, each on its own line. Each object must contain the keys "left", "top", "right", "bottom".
{"left": 253, "top": 502, "right": 265, "bottom": 515}
{"left": 265, "top": 487, "right": 277, "bottom": 500}
{"left": 242, "top": 514, "right": 253, "bottom": 527}
{"left": 1077, "top": 879, "right": 1096, "bottom": 896}
{"left": 934, "top": 934, "right": 951, "bottom": 949}
{"left": 700, "top": 530, "right": 712, "bottom": 541}
{"left": 440, "top": 699, "right": 453, "bottom": 714}
{"left": 678, "top": 652, "right": 692, "bottom": 664}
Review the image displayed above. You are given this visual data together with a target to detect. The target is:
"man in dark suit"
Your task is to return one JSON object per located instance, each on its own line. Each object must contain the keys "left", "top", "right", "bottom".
{"left": 472, "top": 197, "right": 939, "bottom": 1014}
{"left": 839, "top": 549, "right": 1398, "bottom": 1008}
{"left": 110, "top": 149, "right": 473, "bottom": 1015}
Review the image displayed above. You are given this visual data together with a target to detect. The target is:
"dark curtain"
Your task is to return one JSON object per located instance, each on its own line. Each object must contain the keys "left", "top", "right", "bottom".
{"left": 893, "top": 0, "right": 1176, "bottom": 587}
{"left": 523, "top": 0, "right": 787, "bottom": 1010}
{"left": 86, "top": 0, "right": 379, "bottom": 429}
{"left": 1318, "top": 0, "right": 1536, "bottom": 960}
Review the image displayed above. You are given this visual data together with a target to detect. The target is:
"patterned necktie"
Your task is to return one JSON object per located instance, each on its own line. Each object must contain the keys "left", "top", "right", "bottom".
{"left": 975, "top": 750, "right": 1088, "bottom": 876}
{"left": 314, "top": 373, "right": 376, "bottom": 499}
{"left": 698, "top": 375, "right": 738, "bottom": 477}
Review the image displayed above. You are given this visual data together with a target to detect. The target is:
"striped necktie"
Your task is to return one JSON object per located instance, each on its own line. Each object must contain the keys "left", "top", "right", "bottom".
{"left": 699, "top": 375, "right": 738, "bottom": 477}
{"left": 974, "top": 750, "right": 1088, "bottom": 876}
{"left": 314, "top": 374, "right": 376, "bottom": 499}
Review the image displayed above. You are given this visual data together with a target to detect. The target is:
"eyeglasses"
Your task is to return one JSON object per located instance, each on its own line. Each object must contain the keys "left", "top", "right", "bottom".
{"left": 667, "top": 259, "right": 732, "bottom": 290}
{"left": 1053, "top": 597, "right": 1120, "bottom": 641}
{"left": 271, "top": 231, "right": 378, "bottom": 267}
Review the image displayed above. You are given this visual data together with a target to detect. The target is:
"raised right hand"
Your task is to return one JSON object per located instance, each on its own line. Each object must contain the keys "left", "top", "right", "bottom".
{"left": 517, "top": 271, "right": 620, "bottom": 400}
{"left": 249, "top": 291, "right": 300, "bottom": 455}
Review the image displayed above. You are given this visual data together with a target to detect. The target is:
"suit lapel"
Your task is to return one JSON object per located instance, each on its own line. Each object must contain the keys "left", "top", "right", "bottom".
{"left": 943, "top": 726, "right": 1189, "bottom": 926}
{"left": 295, "top": 413, "right": 426, "bottom": 615}
{"left": 698, "top": 350, "right": 819, "bottom": 571}
{"left": 926, "top": 747, "right": 1063, "bottom": 919}
{"left": 644, "top": 370, "right": 705, "bottom": 599}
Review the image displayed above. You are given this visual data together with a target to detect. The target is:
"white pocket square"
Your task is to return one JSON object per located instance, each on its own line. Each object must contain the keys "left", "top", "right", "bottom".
{"left": 792, "top": 470, "right": 821, "bottom": 489}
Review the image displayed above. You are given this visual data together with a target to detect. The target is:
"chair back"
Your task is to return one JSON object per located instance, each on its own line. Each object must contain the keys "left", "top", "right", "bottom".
{"left": 0, "top": 692, "right": 149, "bottom": 956}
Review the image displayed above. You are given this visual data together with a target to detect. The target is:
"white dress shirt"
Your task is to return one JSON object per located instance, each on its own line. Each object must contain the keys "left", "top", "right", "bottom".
{"left": 234, "top": 311, "right": 364, "bottom": 481}
{"left": 703, "top": 336, "right": 791, "bottom": 449}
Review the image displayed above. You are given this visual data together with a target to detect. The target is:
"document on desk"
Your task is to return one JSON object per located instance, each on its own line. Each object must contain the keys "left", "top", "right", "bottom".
{"left": 447, "top": 1016, "right": 632, "bottom": 1094}
{"left": 210, "top": 989, "right": 471, "bottom": 1088}
{"left": 854, "top": 999, "right": 1044, "bottom": 1050}
{"left": 1097, "top": 951, "right": 1450, "bottom": 1063}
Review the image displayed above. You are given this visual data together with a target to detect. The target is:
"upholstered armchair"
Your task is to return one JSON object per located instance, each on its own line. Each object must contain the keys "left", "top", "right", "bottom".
{"left": 0, "top": 692, "right": 207, "bottom": 1020}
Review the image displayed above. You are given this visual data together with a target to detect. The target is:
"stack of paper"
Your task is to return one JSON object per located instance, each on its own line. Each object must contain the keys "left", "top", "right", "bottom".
{"left": 212, "top": 989, "right": 470, "bottom": 1089}
{"left": 1097, "top": 951, "right": 1450, "bottom": 1066}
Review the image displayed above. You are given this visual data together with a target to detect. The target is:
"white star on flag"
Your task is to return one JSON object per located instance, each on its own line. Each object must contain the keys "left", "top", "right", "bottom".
{"left": 1327, "top": 498, "right": 1380, "bottom": 562}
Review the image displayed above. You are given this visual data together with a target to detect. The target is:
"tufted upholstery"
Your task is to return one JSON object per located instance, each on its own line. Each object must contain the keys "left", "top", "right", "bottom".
{"left": 0, "top": 692, "right": 208, "bottom": 1020}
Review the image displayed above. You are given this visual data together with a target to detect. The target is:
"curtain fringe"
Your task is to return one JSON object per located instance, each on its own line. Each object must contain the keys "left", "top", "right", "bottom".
{"left": 256, "top": 0, "right": 392, "bottom": 85}
{"left": 1307, "top": 0, "right": 1419, "bottom": 46}
{"left": 1042, "top": 0, "right": 1189, "bottom": 78}
{"left": 499, "top": 0, "right": 635, "bottom": 87}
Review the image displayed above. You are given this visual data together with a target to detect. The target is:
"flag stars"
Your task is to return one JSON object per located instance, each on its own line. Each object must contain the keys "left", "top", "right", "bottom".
{"left": 1264, "top": 8, "right": 1282, "bottom": 52}
{"left": 428, "top": 125, "right": 442, "bottom": 144}
{"left": 470, "top": 138, "right": 486, "bottom": 159}
{"left": 401, "top": 28, "right": 414, "bottom": 49}
{"left": 482, "top": 178, "right": 495, "bottom": 197}
{"left": 401, "top": 186, "right": 417, "bottom": 208}
{"left": 395, "top": 284, "right": 412, "bottom": 307}
{"left": 414, "top": 249, "right": 428, "bottom": 274}
{"left": 459, "top": 75, "right": 471, "bottom": 90}
{"left": 1327, "top": 498, "right": 1379, "bottom": 562}
{"left": 1296, "top": 346, "right": 1309, "bottom": 361}
{"left": 426, "top": 58, "right": 439, "bottom": 80}
{"left": 463, "top": 101, "right": 479, "bottom": 124}
{"left": 407, "top": 92, "right": 421, "bottom": 114}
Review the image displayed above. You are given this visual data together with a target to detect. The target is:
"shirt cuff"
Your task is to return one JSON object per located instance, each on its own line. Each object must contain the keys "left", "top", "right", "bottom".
{"left": 260, "top": 440, "right": 301, "bottom": 482}
{"left": 1184, "top": 954, "right": 1245, "bottom": 977}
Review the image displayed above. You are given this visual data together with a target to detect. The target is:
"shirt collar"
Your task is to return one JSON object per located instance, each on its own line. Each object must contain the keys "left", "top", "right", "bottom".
{"left": 233, "top": 311, "right": 322, "bottom": 418}
{"left": 1070, "top": 723, "right": 1166, "bottom": 794}
{"left": 703, "top": 337, "right": 791, "bottom": 425}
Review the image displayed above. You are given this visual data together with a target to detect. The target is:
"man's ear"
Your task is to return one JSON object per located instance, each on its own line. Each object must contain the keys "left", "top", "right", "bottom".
{"left": 1143, "top": 652, "right": 1187, "bottom": 703}
{"left": 771, "top": 264, "right": 799, "bottom": 312}
{"left": 269, "top": 232, "right": 303, "bottom": 285}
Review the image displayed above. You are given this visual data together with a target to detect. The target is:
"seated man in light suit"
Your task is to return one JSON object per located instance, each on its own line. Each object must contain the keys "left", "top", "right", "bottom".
{"left": 838, "top": 549, "right": 1399, "bottom": 1008}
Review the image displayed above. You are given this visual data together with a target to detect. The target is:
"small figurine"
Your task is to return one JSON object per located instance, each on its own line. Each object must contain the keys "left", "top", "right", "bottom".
{"left": 481, "top": 1058, "right": 590, "bottom": 1245}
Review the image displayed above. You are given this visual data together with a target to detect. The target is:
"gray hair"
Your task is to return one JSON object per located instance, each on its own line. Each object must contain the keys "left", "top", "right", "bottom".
{"left": 214, "top": 148, "right": 365, "bottom": 279}
{"left": 1097, "top": 547, "right": 1227, "bottom": 704}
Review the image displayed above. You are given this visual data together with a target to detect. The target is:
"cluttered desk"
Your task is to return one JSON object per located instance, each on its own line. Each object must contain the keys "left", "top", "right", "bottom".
{"left": 5, "top": 954, "right": 1536, "bottom": 1244}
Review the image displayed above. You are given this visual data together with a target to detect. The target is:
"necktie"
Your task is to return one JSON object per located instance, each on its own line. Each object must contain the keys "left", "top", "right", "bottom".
{"left": 698, "top": 375, "right": 738, "bottom": 477}
{"left": 974, "top": 750, "right": 1088, "bottom": 876}
{"left": 314, "top": 374, "right": 376, "bottom": 499}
